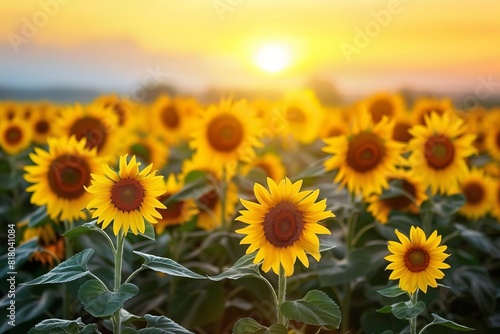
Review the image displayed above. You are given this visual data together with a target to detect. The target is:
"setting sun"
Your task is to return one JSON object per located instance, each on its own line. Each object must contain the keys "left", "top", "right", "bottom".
{"left": 254, "top": 44, "right": 291, "bottom": 73}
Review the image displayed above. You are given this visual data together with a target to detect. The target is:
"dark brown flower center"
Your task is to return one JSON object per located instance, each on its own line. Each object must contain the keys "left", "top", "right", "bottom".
{"left": 111, "top": 178, "right": 145, "bottom": 212}
{"left": 48, "top": 154, "right": 91, "bottom": 199}
{"left": 161, "top": 104, "right": 180, "bottom": 129}
{"left": 404, "top": 248, "right": 429, "bottom": 272}
{"left": 198, "top": 189, "right": 218, "bottom": 211}
{"left": 35, "top": 120, "right": 50, "bottom": 135}
{"left": 263, "top": 201, "right": 304, "bottom": 247}
{"left": 285, "top": 107, "right": 306, "bottom": 123}
{"left": 70, "top": 117, "right": 107, "bottom": 152}
{"left": 424, "top": 134, "right": 455, "bottom": 170}
{"left": 129, "top": 143, "right": 151, "bottom": 164}
{"left": 158, "top": 195, "right": 184, "bottom": 220}
{"left": 370, "top": 99, "right": 393, "bottom": 123}
{"left": 112, "top": 103, "right": 126, "bottom": 126}
{"left": 495, "top": 131, "right": 500, "bottom": 150}
{"left": 392, "top": 122, "right": 413, "bottom": 142}
{"left": 346, "top": 132, "right": 385, "bottom": 172}
{"left": 383, "top": 179, "right": 417, "bottom": 210}
{"left": 4, "top": 126, "right": 23, "bottom": 145}
{"left": 206, "top": 114, "right": 244, "bottom": 152}
{"left": 463, "top": 181, "right": 485, "bottom": 205}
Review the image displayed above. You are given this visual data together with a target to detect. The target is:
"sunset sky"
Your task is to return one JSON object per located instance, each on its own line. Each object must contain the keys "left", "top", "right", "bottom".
{"left": 1, "top": 0, "right": 499, "bottom": 97}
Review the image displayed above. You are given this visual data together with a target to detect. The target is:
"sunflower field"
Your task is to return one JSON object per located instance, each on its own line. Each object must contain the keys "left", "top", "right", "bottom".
{"left": 1, "top": 92, "right": 500, "bottom": 334}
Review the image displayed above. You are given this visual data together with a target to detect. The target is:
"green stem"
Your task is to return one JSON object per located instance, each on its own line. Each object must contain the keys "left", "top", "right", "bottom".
{"left": 63, "top": 220, "right": 74, "bottom": 319}
{"left": 422, "top": 209, "right": 433, "bottom": 235}
{"left": 340, "top": 284, "right": 352, "bottom": 334}
{"left": 277, "top": 265, "right": 287, "bottom": 325}
{"left": 351, "top": 222, "right": 376, "bottom": 247}
{"left": 112, "top": 231, "right": 125, "bottom": 334}
{"left": 220, "top": 165, "right": 228, "bottom": 231}
{"left": 409, "top": 291, "right": 419, "bottom": 334}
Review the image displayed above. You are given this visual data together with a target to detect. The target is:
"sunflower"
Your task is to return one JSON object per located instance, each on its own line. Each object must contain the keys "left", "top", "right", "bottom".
{"left": 181, "top": 155, "right": 238, "bottom": 230}
{"left": 323, "top": 111, "right": 404, "bottom": 198}
{"left": 54, "top": 103, "right": 121, "bottom": 162}
{"left": 150, "top": 95, "right": 187, "bottom": 145}
{"left": 278, "top": 90, "right": 323, "bottom": 144}
{"left": 0, "top": 116, "right": 33, "bottom": 155}
{"left": 155, "top": 174, "right": 198, "bottom": 233}
{"left": 0, "top": 101, "right": 19, "bottom": 120}
{"left": 391, "top": 113, "right": 415, "bottom": 143}
{"left": 367, "top": 169, "right": 427, "bottom": 224}
{"left": 458, "top": 168, "right": 494, "bottom": 220}
{"left": 242, "top": 152, "right": 287, "bottom": 182}
{"left": 360, "top": 92, "right": 405, "bottom": 124}
{"left": 24, "top": 136, "right": 100, "bottom": 222}
{"left": 86, "top": 155, "right": 166, "bottom": 235}
{"left": 412, "top": 97, "right": 454, "bottom": 125}
{"left": 93, "top": 94, "right": 135, "bottom": 129}
{"left": 30, "top": 102, "right": 58, "bottom": 145}
{"left": 123, "top": 132, "right": 169, "bottom": 171}
{"left": 173, "top": 97, "right": 203, "bottom": 141}
{"left": 22, "top": 223, "right": 65, "bottom": 267}
{"left": 462, "top": 107, "right": 487, "bottom": 153}
{"left": 492, "top": 181, "right": 500, "bottom": 221}
{"left": 236, "top": 178, "right": 333, "bottom": 276}
{"left": 408, "top": 112, "right": 476, "bottom": 195}
{"left": 484, "top": 109, "right": 500, "bottom": 161}
{"left": 319, "top": 107, "right": 347, "bottom": 140}
{"left": 190, "top": 98, "right": 262, "bottom": 165}
{"left": 385, "top": 226, "right": 450, "bottom": 294}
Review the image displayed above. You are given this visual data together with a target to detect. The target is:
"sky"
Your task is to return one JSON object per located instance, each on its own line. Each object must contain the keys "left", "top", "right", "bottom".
{"left": 1, "top": 0, "right": 500, "bottom": 97}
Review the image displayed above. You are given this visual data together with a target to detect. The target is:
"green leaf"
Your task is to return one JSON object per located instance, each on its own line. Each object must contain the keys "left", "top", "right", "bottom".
{"left": 264, "top": 324, "right": 288, "bottom": 334}
{"left": 280, "top": 290, "right": 341, "bottom": 329}
{"left": 26, "top": 206, "right": 48, "bottom": 228}
{"left": 63, "top": 221, "right": 99, "bottom": 238}
{"left": 133, "top": 251, "right": 205, "bottom": 279}
{"left": 380, "top": 331, "right": 394, "bottom": 334}
{"left": 78, "top": 279, "right": 139, "bottom": 318}
{"left": 22, "top": 249, "right": 94, "bottom": 285}
{"left": 138, "top": 314, "right": 194, "bottom": 333}
{"left": 431, "top": 194, "right": 466, "bottom": 216}
{"left": 233, "top": 317, "right": 267, "bottom": 334}
{"left": 455, "top": 224, "right": 500, "bottom": 258}
{"left": 164, "top": 172, "right": 212, "bottom": 204}
{"left": 142, "top": 221, "right": 156, "bottom": 241}
{"left": 391, "top": 300, "right": 425, "bottom": 320}
{"left": 319, "top": 236, "right": 336, "bottom": 252}
{"left": 428, "top": 313, "right": 474, "bottom": 331}
{"left": 208, "top": 252, "right": 260, "bottom": 281}
{"left": 377, "top": 285, "right": 407, "bottom": 298}
{"left": 28, "top": 318, "right": 101, "bottom": 334}
{"left": 0, "top": 239, "right": 38, "bottom": 278}
{"left": 376, "top": 305, "right": 393, "bottom": 314}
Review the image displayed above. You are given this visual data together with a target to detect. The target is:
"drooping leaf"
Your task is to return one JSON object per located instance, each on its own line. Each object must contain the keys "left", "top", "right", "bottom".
{"left": 377, "top": 285, "right": 407, "bottom": 298}
{"left": 78, "top": 279, "right": 139, "bottom": 318}
{"left": 280, "top": 290, "right": 341, "bottom": 329}
{"left": 428, "top": 313, "right": 474, "bottom": 331}
{"left": 22, "top": 249, "right": 94, "bottom": 285}
{"left": 164, "top": 171, "right": 212, "bottom": 204}
{"left": 63, "top": 221, "right": 99, "bottom": 238}
{"left": 28, "top": 318, "right": 100, "bottom": 334}
{"left": 455, "top": 224, "right": 500, "bottom": 258}
{"left": 26, "top": 206, "right": 49, "bottom": 228}
{"left": 133, "top": 251, "right": 205, "bottom": 279}
{"left": 208, "top": 252, "right": 260, "bottom": 281}
{"left": 0, "top": 239, "right": 39, "bottom": 278}
{"left": 263, "top": 324, "right": 288, "bottom": 334}
{"left": 232, "top": 317, "right": 267, "bottom": 334}
{"left": 138, "top": 314, "right": 194, "bottom": 333}
{"left": 390, "top": 300, "right": 425, "bottom": 320}
{"left": 319, "top": 235, "right": 336, "bottom": 252}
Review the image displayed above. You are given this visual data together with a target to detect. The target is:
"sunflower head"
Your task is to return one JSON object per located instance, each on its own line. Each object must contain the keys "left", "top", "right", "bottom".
{"left": 412, "top": 98, "right": 454, "bottom": 125}
{"left": 458, "top": 168, "right": 494, "bottom": 220}
{"left": 323, "top": 111, "right": 404, "bottom": 197}
{"left": 360, "top": 92, "right": 405, "bottom": 124}
{"left": 408, "top": 111, "right": 476, "bottom": 195}
{"left": 0, "top": 115, "right": 33, "bottom": 155}
{"left": 24, "top": 136, "right": 100, "bottom": 222}
{"left": 22, "top": 223, "right": 65, "bottom": 267}
{"left": 86, "top": 155, "right": 166, "bottom": 235}
{"left": 236, "top": 178, "right": 334, "bottom": 277}
{"left": 385, "top": 226, "right": 450, "bottom": 294}
{"left": 190, "top": 98, "right": 262, "bottom": 166}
